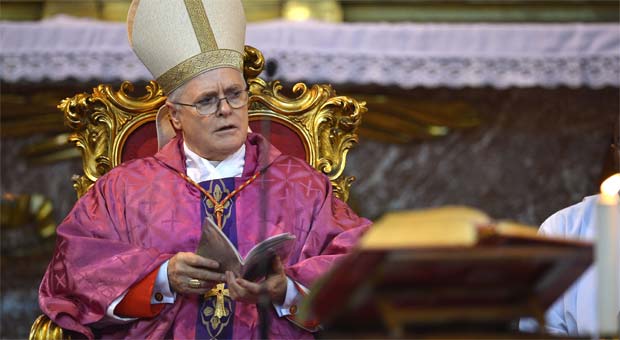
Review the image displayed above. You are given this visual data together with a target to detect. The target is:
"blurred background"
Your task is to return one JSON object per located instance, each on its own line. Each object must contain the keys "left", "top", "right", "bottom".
{"left": 1, "top": 0, "right": 619, "bottom": 338}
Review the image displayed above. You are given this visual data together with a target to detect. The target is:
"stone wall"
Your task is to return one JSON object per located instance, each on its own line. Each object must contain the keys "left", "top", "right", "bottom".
{"left": 347, "top": 87, "right": 619, "bottom": 225}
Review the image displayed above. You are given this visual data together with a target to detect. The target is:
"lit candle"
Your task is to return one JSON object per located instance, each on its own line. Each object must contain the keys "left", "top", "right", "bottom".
{"left": 596, "top": 173, "right": 620, "bottom": 336}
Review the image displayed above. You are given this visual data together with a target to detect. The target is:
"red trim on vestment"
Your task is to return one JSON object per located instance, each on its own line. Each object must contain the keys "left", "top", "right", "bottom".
{"left": 115, "top": 268, "right": 164, "bottom": 318}
{"left": 285, "top": 281, "right": 321, "bottom": 331}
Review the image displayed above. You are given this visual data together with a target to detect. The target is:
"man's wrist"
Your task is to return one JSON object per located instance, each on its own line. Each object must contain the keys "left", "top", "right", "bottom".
{"left": 152, "top": 260, "right": 176, "bottom": 304}
{"left": 273, "top": 277, "right": 303, "bottom": 317}
{"left": 273, "top": 275, "right": 287, "bottom": 305}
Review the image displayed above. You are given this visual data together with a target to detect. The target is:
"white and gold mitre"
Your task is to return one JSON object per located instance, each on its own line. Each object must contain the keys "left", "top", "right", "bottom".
{"left": 127, "top": 0, "right": 246, "bottom": 94}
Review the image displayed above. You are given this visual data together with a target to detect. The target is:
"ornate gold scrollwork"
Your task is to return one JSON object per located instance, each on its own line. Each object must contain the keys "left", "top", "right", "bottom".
{"left": 248, "top": 78, "right": 366, "bottom": 202}
{"left": 29, "top": 315, "right": 68, "bottom": 340}
{"left": 243, "top": 45, "right": 265, "bottom": 80}
{"left": 315, "top": 95, "right": 365, "bottom": 202}
{"left": 59, "top": 81, "right": 165, "bottom": 197}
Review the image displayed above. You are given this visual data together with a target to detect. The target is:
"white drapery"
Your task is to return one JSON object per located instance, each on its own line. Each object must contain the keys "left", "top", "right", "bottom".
{"left": 1, "top": 16, "right": 619, "bottom": 88}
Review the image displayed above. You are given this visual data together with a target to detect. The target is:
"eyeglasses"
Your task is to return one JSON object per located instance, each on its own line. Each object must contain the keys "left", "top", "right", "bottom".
{"left": 171, "top": 90, "right": 249, "bottom": 116}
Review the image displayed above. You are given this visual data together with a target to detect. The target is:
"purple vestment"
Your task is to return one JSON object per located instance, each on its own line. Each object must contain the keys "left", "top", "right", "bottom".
{"left": 38, "top": 133, "right": 371, "bottom": 339}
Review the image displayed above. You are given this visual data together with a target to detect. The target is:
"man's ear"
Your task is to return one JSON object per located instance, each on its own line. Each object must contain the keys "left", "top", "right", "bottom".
{"left": 166, "top": 102, "right": 182, "bottom": 130}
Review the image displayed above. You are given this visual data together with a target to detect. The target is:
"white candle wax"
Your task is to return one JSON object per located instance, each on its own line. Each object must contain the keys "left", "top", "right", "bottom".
{"left": 596, "top": 173, "right": 620, "bottom": 336}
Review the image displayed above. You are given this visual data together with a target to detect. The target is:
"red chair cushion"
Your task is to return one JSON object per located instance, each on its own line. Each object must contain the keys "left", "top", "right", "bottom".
{"left": 121, "top": 121, "right": 159, "bottom": 163}
{"left": 120, "top": 119, "right": 307, "bottom": 163}
{"left": 249, "top": 119, "right": 307, "bottom": 161}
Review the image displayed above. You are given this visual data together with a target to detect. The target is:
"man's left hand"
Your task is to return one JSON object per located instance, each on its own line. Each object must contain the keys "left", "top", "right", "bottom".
{"left": 225, "top": 256, "right": 287, "bottom": 305}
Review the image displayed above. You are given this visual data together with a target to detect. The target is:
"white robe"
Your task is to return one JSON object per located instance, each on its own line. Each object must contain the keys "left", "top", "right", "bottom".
{"left": 520, "top": 195, "right": 614, "bottom": 336}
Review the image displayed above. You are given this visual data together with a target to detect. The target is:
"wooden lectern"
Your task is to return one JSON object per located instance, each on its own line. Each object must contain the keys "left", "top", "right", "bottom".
{"left": 299, "top": 207, "right": 593, "bottom": 338}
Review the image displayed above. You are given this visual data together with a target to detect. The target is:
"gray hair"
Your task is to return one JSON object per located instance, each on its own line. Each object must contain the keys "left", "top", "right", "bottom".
{"left": 166, "top": 81, "right": 188, "bottom": 104}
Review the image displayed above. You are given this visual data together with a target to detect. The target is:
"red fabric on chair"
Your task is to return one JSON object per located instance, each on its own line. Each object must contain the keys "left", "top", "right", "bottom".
{"left": 121, "top": 121, "right": 159, "bottom": 163}
{"left": 249, "top": 120, "right": 307, "bottom": 161}
{"left": 120, "top": 119, "right": 306, "bottom": 164}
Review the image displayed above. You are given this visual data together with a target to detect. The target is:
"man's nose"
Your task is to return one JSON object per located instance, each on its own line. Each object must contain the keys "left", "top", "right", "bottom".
{"left": 217, "top": 98, "right": 233, "bottom": 116}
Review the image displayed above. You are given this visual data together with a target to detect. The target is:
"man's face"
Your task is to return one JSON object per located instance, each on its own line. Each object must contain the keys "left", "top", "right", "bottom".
{"left": 167, "top": 67, "right": 249, "bottom": 161}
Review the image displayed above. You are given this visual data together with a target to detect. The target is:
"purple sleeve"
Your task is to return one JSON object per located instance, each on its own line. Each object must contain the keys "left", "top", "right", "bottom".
{"left": 38, "top": 173, "right": 172, "bottom": 338}
{"left": 285, "top": 174, "right": 371, "bottom": 286}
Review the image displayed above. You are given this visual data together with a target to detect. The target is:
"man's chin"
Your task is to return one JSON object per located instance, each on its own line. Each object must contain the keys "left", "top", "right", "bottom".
{"left": 213, "top": 138, "right": 246, "bottom": 158}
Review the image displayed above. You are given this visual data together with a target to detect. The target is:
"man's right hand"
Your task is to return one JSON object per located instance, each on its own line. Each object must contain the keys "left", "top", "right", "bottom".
{"left": 167, "top": 252, "right": 225, "bottom": 294}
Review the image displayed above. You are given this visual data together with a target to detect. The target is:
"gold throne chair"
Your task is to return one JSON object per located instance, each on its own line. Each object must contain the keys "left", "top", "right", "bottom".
{"left": 30, "top": 46, "right": 366, "bottom": 339}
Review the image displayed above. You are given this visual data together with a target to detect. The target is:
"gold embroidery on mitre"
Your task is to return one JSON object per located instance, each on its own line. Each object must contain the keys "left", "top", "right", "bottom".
{"left": 183, "top": 0, "right": 217, "bottom": 52}
{"left": 157, "top": 49, "right": 243, "bottom": 94}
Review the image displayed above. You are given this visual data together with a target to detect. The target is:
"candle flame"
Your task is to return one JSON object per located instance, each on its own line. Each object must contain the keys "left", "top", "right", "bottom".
{"left": 601, "top": 173, "right": 620, "bottom": 196}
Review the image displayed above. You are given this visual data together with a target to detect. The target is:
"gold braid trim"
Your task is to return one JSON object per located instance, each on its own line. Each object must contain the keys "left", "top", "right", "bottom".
{"left": 175, "top": 168, "right": 262, "bottom": 228}
{"left": 157, "top": 49, "right": 243, "bottom": 94}
{"left": 183, "top": 0, "right": 217, "bottom": 52}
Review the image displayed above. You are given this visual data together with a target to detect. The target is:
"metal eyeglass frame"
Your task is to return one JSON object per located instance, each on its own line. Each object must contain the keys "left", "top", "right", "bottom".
{"left": 171, "top": 90, "right": 250, "bottom": 116}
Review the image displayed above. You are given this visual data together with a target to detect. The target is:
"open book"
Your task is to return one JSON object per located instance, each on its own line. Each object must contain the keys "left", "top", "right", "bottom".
{"left": 195, "top": 217, "right": 296, "bottom": 281}
{"left": 299, "top": 206, "right": 593, "bottom": 336}
{"left": 359, "top": 205, "right": 559, "bottom": 249}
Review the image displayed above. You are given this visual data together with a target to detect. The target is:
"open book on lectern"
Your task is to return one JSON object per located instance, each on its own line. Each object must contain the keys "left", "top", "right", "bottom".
{"left": 196, "top": 217, "right": 296, "bottom": 281}
{"left": 298, "top": 206, "right": 593, "bottom": 334}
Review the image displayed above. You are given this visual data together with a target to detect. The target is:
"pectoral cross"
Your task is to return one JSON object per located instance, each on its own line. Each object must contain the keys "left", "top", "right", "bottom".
{"left": 205, "top": 283, "right": 230, "bottom": 319}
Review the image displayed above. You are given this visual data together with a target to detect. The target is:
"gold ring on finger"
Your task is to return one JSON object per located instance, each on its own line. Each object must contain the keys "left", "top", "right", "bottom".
{"left": 188, "top": 278, "right": 202, "bottom": 289}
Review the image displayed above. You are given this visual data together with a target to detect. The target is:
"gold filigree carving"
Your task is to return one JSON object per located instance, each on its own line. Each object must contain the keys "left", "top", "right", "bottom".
{"left": 243, "top": 45, "right": 265, "bottom": 80}
{"left": 243, "top": 47, "right": 351, "bottom": 184}
{"left": 59, "top": 81, "right": 164, "bottom": 197}
{"left": 29, "top": 314, "right": 69, "bottom": 340}
{"left": 248, "top": 79, "right": 366, "bottom": 202}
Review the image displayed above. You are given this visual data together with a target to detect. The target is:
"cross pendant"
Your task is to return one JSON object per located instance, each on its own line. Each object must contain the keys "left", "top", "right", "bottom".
{"left": 206, "top": 283, "right": 230, "bottom": 319}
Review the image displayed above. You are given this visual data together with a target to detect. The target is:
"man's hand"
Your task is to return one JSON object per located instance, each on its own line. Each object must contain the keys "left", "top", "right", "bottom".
{"left": 226, "top": 256, "right": 287, "bottom": 305}
{"left": 168, "top": 252, "right": 226, "bottom": 294}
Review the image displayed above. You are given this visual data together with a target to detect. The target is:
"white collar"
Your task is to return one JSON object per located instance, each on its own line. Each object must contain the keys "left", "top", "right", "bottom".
{"left": 184, "top": 142, "right": 246, "bottom": 183}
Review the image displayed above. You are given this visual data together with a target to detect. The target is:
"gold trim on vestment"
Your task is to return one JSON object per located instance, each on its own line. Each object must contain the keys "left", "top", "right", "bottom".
{"left": 156, "top": 49, "right": 243, "bottom": 94}
{"left": 183, "top": 0, "right": 218, "bottom": 52}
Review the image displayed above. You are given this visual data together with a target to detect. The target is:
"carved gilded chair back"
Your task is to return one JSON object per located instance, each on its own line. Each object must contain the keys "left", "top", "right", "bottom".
{"left": 60, "top": 46, "right": 365, "bottom": 202}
